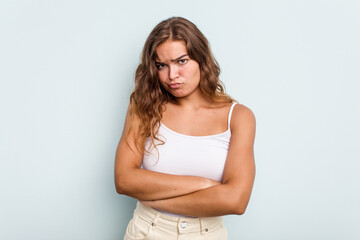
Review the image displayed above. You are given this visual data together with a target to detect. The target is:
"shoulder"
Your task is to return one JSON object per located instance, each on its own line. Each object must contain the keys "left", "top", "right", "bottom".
{"left": 122, "top": 103, "right": 142, "bottom": 136}
{"left": 230, "top": 103, "right": 256, "bottom": 134}
{"left": 232, "top": 103, "right": 255, "bottom": 119}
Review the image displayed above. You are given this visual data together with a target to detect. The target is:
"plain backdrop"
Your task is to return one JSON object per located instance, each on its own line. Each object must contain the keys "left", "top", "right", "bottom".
{"left": 1, "top": 0, "right": 359, "bottom": 239}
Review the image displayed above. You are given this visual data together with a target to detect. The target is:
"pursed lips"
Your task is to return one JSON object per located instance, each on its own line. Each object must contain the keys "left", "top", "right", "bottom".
{"left": 169, "top": 82, "right": 183, "bottom": 89}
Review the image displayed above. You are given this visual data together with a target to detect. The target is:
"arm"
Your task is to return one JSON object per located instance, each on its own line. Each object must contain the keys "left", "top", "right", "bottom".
{"left": 114, "top": 104, "right": 220, "bottom": 201}
{"left": 141, "top": 104, "right": 256, "bottom": 216}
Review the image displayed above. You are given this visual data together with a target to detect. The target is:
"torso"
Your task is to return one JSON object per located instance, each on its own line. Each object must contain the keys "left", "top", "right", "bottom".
{"left": 142, "top": 101, "right": 237, "bottom": 216}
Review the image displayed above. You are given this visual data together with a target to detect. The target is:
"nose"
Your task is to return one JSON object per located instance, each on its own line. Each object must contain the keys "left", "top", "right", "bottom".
{"left": 169, "top": 65, "right": 179, "bottom": 80}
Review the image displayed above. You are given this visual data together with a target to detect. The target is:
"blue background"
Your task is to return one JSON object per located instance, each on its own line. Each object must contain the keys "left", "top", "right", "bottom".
{"left": 1, "top": 0, "right": 359, "bottom": 239}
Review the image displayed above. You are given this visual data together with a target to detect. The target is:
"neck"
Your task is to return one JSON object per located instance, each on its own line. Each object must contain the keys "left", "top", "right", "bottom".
{"left": 172, "top": 91, "right": 212, "bottom": 110}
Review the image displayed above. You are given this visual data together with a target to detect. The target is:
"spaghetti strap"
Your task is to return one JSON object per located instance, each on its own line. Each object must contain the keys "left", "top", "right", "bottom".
{"left": 228, "top": 102, "right": 237, "bottom": 128}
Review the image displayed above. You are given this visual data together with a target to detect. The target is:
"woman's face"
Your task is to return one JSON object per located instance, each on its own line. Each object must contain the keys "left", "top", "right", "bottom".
{"left": 155, "top": 40, "right": 201, "bottom": 98}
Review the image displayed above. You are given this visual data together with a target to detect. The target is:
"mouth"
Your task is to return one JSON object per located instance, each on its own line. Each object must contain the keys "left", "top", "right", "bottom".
{"left": 169, "top": 83, "right": 183, "bottom": 89}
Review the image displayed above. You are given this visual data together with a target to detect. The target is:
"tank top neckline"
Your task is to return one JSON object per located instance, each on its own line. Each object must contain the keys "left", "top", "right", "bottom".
{"left": 159, "top": 121, "right": 230, "bottom": 138}
{"left": 159, "top": 102, "right": 237, "bottom": 139}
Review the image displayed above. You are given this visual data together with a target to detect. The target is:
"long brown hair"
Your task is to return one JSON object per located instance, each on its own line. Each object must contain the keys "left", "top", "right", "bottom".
{"left": 126, "top": 16, "right": 235, "bottom": 154}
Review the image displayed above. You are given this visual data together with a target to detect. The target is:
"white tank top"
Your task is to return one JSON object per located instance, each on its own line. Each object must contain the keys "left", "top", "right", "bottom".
{"left": 142, "top": 102, "right": 237, "bottom": 182}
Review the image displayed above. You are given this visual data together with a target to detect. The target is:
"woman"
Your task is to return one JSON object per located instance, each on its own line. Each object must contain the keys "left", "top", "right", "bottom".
{"left": 114, "top": 16, "right": 256, "bottom": 240}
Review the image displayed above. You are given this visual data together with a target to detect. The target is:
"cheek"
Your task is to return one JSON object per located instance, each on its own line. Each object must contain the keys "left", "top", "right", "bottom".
{"left": 158, "top": 71, "right": 167, "bottom": 82}
{"left": 185, "top": 64, "right": 200, "bottom": 80}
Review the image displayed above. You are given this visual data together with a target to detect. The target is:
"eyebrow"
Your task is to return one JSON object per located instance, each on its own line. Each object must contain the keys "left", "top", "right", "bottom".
{"left": 155, "top": 54, "right": 188, "bottom": 64}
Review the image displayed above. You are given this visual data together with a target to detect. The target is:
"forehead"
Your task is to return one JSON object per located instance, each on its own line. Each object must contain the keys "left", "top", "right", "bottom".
{"left": 155, "top": 40, "right": 188, "bottom": 61}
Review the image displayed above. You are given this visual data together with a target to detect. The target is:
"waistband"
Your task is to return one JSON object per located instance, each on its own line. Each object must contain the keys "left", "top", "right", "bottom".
{"left": 134, "top": 201, "right": 223, "bottom": 234}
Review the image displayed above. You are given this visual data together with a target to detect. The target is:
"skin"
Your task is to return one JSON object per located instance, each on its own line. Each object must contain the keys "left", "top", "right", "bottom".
{"left": 155, "top": 40, "right": 201, "bottom": 101}
{"left": 114, "top": 40, "right": 256, "bottom": 217}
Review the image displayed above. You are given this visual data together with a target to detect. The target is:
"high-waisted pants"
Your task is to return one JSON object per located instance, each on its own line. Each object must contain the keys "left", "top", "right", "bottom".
{"left": 123, "top": 202, "right": 228, "bottom": 240}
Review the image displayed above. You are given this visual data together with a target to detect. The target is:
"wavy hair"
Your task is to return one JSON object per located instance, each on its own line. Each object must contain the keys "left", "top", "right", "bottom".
{"left": 126, "top": 16, "right": 235, "bottom": 154}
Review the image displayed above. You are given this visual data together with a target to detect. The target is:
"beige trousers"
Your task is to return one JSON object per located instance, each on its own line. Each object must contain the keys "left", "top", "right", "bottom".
{"left": 124, "top": 202, "right": 228, "bottom": 240}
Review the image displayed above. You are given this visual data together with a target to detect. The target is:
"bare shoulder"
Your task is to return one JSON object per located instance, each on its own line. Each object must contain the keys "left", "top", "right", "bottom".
{"left": 121, "top": 103, "right": 143, "bottom": 142}
{"left": 230, "top": 103, "right": 256, "bottom": 135}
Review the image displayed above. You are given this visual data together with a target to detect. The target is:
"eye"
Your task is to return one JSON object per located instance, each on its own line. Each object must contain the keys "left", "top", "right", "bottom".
{"left": 178, "top": 59, "right": 188, "bottom": 64}
{"left": 156, "top": 63, "right": 167, "bottom": 70}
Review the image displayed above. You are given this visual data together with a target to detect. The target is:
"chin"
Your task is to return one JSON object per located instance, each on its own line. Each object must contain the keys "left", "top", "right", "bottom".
{"left": 167, "top": 89, "right": 186, "bottom": 97}
{"left": 171, "top": 93, "right": 186, "bottom": 98}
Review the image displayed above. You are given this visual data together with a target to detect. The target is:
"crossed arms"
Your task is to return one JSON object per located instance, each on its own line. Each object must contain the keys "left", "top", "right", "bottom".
{"left": 114, "top": 104, "right": 256, "bottom": 217}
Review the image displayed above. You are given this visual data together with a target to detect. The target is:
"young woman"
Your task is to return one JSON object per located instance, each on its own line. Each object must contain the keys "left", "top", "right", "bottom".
{"left": 114, "top": 16, "right": 256, "bottom": 240}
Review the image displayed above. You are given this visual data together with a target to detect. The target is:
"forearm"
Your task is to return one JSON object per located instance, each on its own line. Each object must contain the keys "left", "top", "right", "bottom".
{"left": 115, "top": 168, "right": 219, "bottom": 201}
{"left": 141, "top": 183, "right": 249, "bottom": 217}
